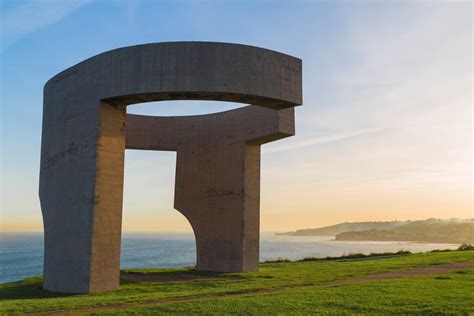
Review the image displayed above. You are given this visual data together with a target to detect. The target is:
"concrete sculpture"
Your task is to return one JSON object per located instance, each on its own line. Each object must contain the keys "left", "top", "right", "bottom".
{"left": 40, "top": 42, "right": 302, "bottom": 293}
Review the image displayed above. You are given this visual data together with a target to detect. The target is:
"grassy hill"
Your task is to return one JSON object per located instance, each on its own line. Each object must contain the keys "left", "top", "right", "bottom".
{"left": 336, "top": 220, "right": 474, "bottom": 243}
{"left": 276, "top": 220, "right": 405, "bottom": 236}
{"left": 1, "top": 249, "right": 473, "bottom": 314}
{"left": 277, "top": 218, "right": 474, "bottom": 243}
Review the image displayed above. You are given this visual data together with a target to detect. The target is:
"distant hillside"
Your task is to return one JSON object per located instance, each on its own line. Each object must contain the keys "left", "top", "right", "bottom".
{"left": 277, "top": 219, "right": 474, "bottom": 244}
{"left": 276, "top": 220, "right": 409, "bottom": 236}
{"left": 335, "top": 219, "right": 474, "bottom": 244}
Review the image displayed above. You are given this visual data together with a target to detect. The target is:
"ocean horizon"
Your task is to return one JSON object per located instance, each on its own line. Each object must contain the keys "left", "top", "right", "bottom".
{"left": 0, "top": 232, "right": 460, "bottom": 284}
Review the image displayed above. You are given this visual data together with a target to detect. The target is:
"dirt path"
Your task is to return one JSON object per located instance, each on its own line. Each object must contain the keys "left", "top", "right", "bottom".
{"left": 44, "top": 260, "right": 474, "bottom": 316}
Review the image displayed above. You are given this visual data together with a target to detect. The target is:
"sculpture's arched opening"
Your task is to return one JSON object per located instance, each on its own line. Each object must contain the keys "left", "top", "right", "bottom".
{"left": 123, "top": 150, "right": 181, "bottom": 232}
{"left": 122, "top": 150, "right": 197, "bottom": 269}
{"left": 121, "top": 99, "right": 249, "bottom": 270}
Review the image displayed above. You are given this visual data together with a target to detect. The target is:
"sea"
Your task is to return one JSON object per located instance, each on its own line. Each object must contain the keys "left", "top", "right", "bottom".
{"left": 0, "top": 232, "right": 460, "bottom": 284}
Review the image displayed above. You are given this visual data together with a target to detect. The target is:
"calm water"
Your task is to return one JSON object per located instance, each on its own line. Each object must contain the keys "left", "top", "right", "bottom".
{"left": 0, "top": 232, "right": 459, "bottom": 284}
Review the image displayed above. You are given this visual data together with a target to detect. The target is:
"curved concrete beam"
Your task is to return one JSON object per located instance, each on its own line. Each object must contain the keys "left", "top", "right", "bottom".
{"left": 39, "top": 42, "right": 302, "bottom": 293}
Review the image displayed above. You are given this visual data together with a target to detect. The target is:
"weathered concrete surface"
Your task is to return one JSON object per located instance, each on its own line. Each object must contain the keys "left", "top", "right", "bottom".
{"left": 39, "top": 42, "right": 302, "bottom": 293}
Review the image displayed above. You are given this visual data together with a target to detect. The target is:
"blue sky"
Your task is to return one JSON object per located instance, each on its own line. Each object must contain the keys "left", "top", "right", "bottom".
{"left": 1, "top": 0, "right": 472, "bottom": 232}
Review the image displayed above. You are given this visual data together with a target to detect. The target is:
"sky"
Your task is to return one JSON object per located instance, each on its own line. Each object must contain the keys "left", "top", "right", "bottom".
{"left": 0, "top": 0, "right": 472, "bottom": 233}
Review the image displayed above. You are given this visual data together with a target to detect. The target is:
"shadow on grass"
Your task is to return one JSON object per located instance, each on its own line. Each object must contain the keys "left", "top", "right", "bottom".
{"left": 120, "top": 268, "right": 246, "bottom": 283}
{"left": 1, "top": 269, "right": 247, "bottom": 301}
{"left": 0, "top": 277, "right": 78, "bottom": 300}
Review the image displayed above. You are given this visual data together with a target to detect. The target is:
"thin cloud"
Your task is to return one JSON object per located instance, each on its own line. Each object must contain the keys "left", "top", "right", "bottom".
{"left": 1, "top": 0, "right": 92, "bottom": 51}
{"left": 263, "top": 127, "right": 384, "bottom": 154}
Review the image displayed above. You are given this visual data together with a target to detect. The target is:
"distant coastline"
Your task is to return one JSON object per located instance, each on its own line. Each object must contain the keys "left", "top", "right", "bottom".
{"left": 276, "top": 218, "right": 474, "bottom": 244}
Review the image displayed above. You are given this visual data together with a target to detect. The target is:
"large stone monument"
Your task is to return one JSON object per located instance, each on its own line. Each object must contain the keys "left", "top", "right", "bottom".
{"left": 39, "top": 42, "right": 302, "bottom": 293}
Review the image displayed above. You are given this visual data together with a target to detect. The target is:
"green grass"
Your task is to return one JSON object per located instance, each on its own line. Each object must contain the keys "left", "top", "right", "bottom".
{"left": 1, "top": 251, "right": 473, "bottom": 315}
{"left": 110, "top": 268, "right": 474, "bottom": 315}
